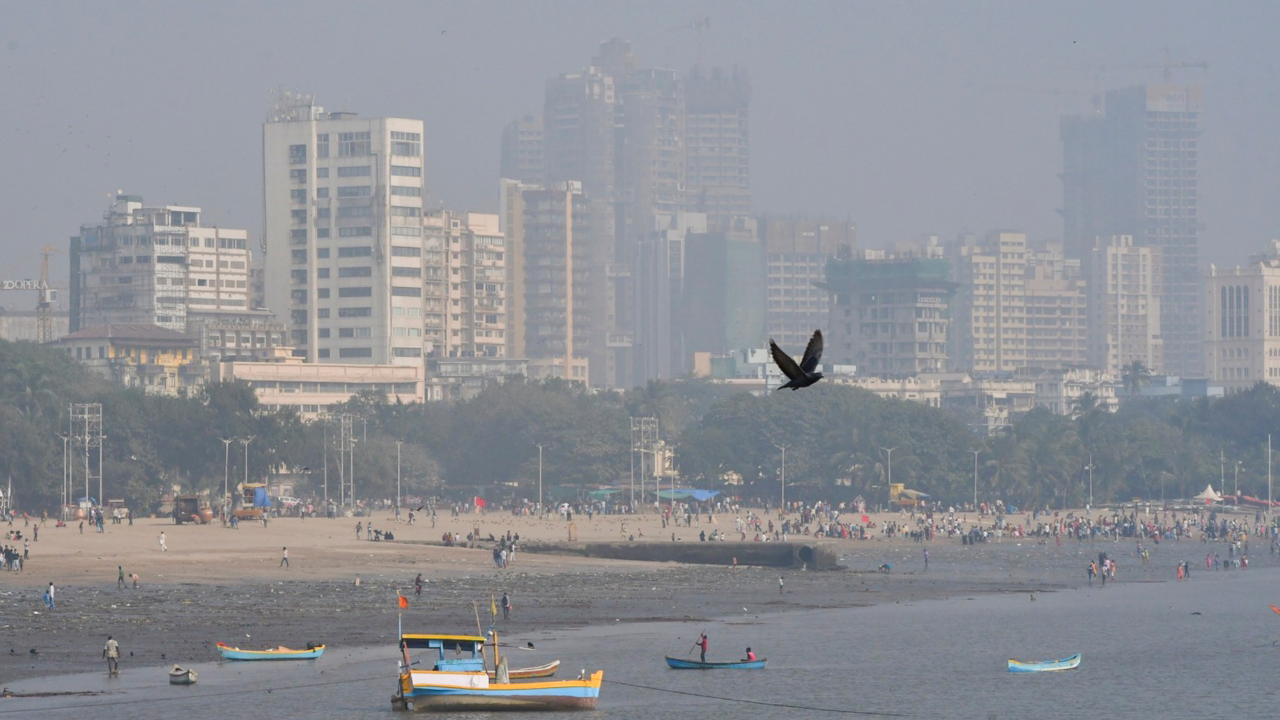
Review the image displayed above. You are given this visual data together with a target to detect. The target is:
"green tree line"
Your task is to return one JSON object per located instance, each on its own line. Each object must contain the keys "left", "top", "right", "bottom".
{"left": 2, "top": 339, "right": 1278, "bottom": 513}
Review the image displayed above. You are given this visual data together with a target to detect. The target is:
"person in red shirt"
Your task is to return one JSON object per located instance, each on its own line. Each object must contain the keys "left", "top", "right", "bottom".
{"left": 697, "top": 633, "right": 708, "bottom": 662}
{"left": 744, "top": 647, "right": 756, "bottom": 662}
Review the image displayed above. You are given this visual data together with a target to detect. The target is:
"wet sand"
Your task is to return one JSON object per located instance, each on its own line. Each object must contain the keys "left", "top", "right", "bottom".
{"left": 0, "top": 508, "right": 1188, "bottom": 684}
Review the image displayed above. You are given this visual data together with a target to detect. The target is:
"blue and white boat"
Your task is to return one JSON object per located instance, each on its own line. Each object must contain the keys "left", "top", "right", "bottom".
{"left": 216, "top": 642, "right": 325, "bottom": 661}
{"left": 392, "top": 633, "right": 602, "bottom": 712}
{"left": 1007, "top": 653, "right": 1080, "bottom": 673}
{"left": 665, "top": 655, "right": 767, "bottom": 669}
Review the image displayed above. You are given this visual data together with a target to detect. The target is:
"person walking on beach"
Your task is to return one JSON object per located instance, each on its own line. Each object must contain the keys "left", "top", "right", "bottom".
{"left": 158, "top": 532, "right": 167, "bottom": 552}
{"left": 103, "top": 635, "right": 120, "bottom": 674}
{"left": 414, "top": 573, "right": 424, "bottom": 597}
{"left": 501, "top": 592, "right": 511, "bottom": 620}
{"left": 697, "top": 633, "right": 709, "bottom": 663}
{"left": 44, "top": 581, "right": 55, "bottom": 610}
{"left": 778, "top": 576, "right": 784, "bottom": 595}
{"left": 1087, "top": 561, "right": 1096, "bottom": 586}
{"left": 117, "top": 565, "right": 126, "bottom": 590}
{"left": 279, "top": 547, "right": 289, "bottom": 569}
{"left": 356, "top": 522, "right": 363, "bottom": 540}
{"left": 923, "top": 547, "right": 929, "bottom": 571}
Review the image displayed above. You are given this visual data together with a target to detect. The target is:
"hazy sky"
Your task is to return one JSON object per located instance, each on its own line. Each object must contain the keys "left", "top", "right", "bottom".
{"left": 2, "top": 0, "right": 1277, "bottom": 297}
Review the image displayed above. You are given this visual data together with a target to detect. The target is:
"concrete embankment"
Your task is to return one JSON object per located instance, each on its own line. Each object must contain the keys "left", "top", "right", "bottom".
{"left": 517, "top": 540, "right": 838, "bottom": 569}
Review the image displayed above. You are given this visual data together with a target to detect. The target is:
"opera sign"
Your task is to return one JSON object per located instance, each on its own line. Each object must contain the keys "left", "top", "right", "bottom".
{"left": 1, "top": 279, "right": 49, "bottom": 290}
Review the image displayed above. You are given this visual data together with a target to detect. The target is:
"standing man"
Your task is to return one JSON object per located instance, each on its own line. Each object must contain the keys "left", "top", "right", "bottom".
{"left": 158, "top": 532, "right": 167, "bottom": 552}
{"left": 414, "top": 573, "right": 424, "bottom": 597}
{"left": 697, "top": 633, "right": 709, "bottom": 663}
{"left": 279, "top": 547, "right": 289, "bottom": 569}
{"left": 117, "top": 565, "right": 126, "bottom": 590}
{"left": 501, "top": 592, "right": 511, "bottom": 620}
{"left": 778, "top": 576, "right": 784, "bottom": 595}
{"left": 103, "top": 635, "right": 121, "bottom": 674}
{"left": 44, "top": 581, "right": 55, "bottom": 610}
{"left": 356, "top": 521, "right": 363, "bottom": 540}
{"left": 923, "top": 548, "right": 929, "bottom": 572}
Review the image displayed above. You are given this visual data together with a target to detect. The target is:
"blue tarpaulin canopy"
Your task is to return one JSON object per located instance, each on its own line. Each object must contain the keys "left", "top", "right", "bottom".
{"left": 253, "top": 487, "right": 270, "bottom": 508}
{"left": 656, "top": 488, "right": 720, "bottom": 501}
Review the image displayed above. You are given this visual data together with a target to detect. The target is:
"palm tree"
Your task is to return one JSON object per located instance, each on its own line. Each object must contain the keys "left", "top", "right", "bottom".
{"left": 1070, "top": 391, "right": 1100, "bottom": 418}
{"left": 1122, "top": 360, "right": 1152, "bottom": 398}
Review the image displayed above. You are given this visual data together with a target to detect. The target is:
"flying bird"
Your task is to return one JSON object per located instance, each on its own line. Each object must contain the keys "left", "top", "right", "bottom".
{"left": 769, "top": 330, "right": 824, "bottom": 390}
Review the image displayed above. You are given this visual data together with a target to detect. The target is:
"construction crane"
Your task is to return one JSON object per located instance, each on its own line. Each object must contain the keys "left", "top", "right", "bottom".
{"left": 1100, "top": 47, "right": 1208, "bottom": 82}
{"left": 666, "top": 17, "right": 710, "bottom": 72}
{"left": 0, "top": 246, "right": 59, "bottom": 343}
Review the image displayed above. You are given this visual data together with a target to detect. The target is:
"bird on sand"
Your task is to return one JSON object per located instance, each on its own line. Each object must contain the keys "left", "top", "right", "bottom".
{"left": 769, "top": 330, "right": 824, "bottom": 390}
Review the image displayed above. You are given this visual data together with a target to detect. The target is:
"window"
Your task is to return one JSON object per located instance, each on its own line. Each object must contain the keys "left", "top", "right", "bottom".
{"left": 317, "top": 308, "right": 330, "bottom": 319}
{"left": 316, "top": 187, "right": 329, "bottom": 199}
{"left": 316, "top": 228, "right": 330, "bottom": 239}
{"left": 338, "top": 131, "right": 370, "bottom": 157}
{"left": 291, "top": 310, "right": 308, "bottom": 324}
{"left": 290, "top": 168, "right": 307, "bottom": 183}
{"left": 337, "top": 185, "right": 371, "bottom": 197}
{"left": 316, "top": 208, "right": 330, "bottom": 220}
{"left": 339, "top": 348, "right": 373, "bottom": 358}
{"left": 391, "top": 226, "right": 421, "bottom": 236}
{"left": 317, "top": 268, "right": 330, "bottom": 279}
{"left": 291, "top": 189, "right": 307, "bottom": 203}
{"left": 337, "top": 165, "right": 371, "bottom": 177}
{"left": 391, "top": 131, "right": 421, "bottom": 157}
{"left": 291, "top": 249, "right": 307, "bottom": 263}
{"left": 318, "top": 328, "right": 330, "bottom": 338}
{"left": 317, "top": 349, "right": 330, "bottom": 358}
{"left": 391, "top": 246, "right": 421, "bottom": 257}
{"left": 337, "top": 205, "right": 373, "bottom": 218}
{"left": 393, "top": 347, "right": 422, "bottom": 358}
{"left": 338, "top": 287, "right": 372, "bottom": 297}
{"left": 338, "top": 328, "right": 354, "bottom": 338}
{"left": 391, "top": 165, "right": 421, "bottom": 177}
{"left": 317, "top": 288, "right": 330, "bottom": 298}
{"left": 390, "top": 186, "right": 421, "bottom": 197}
{"left": 391, "top": 286, "right": 421, "bottom": 297}
{"left": 289, "top": 144, "right": 307, "bottom": 164}
{"left": 316, "top": 248, "right": 330, "bottom": 259}
{"left": 338, "top": 246, "right": 372, "bottom": 258}
{"left": 338, "top": 227, "right": 371, "bottom": 238}
{"left": 390, "top": 206, "right": 420, "bottom": 217}
{"left": 290, "top": 269, "right": 306, "bottom": 282}
{"left": 291, "top": 229, "right": 307, "bottom": 242}
{"left": 316, "top": 134, "right": 329, "bottom": 159}
{"left": 338, "top": 307, "right": 371, "bottom": 318}
{"left": 338, "top": 266, "right": 372, "bottom": 278}
{"left": 316, "top": 167, "right": 329, "bottom": 179}
{"left": 392, "top": 266, "right": 421, "bottom": 278}
{"left": 291, "top": 209, "right": 307, "bottom": 223}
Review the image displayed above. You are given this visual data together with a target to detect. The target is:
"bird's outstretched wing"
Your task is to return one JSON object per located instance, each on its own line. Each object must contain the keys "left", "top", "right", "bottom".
{"left": 799, "top": 330, "right": 824, "bottom": 373}
{"left": 769, "top": 339, "right": 802, "bottom": 380}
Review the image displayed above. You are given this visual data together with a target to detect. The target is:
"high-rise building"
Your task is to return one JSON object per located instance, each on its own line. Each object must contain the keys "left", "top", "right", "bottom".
{"left": 262, "top": 92, "right": 426, "bottom": 365}
{"left": 1087, "top": 235, "right": 1162, "bottom": 375}
{"left": 499, "top": 114, "right": 544, "bottom": 184}
{"left": 825, "top": 252, "right": 956, "bottom": 376}
{"left": 761, "top": 217, "right": 856, "bottom": 357}
{"left": 633, "top": 212, "right": 706, "bottom": 382}
{"left": 423, "top": 211, "right": 506, "bottom": 359}
{"left": 1024, "top": 242, "right": 1088, "bottom": 369}
{"left": 71, "top": 194, "right": 252, "bottom": 333}
{"left": 1204, "top": 240, "right": 1280, "bottom": 393}
{"left": 685, "top": 66, "right": 751, "bottom": 229}
{"left": 1062, "top": 84, "right": 1203, "bottom": 377}
{"left": 680, "top": 220, "right": 764, "bottom": 362}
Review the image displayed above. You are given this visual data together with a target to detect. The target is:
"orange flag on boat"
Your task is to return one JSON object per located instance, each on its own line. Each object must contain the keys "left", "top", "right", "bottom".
{"left": 398, "top": 593, "right": 409, "bottom": 609}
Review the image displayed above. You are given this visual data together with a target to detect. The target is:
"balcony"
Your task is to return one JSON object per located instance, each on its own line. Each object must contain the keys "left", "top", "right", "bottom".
{"left": 606, "top": 263, "right": 631, "bottom": 279}
{"left": 606, "top": 332, "right": 633, "bottom": 348}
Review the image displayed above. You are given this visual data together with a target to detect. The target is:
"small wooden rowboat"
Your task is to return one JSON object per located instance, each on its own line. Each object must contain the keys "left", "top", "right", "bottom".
{"left": 488, "top": 659, "right": 561, "bottom": 679}
{"left": 168, "top": 665, "right": 198, "bottom": 685}
{"left": 665, "top": 655, "right": 767, "bottom": 669}
{"left": 1007, "top": 653, "right": 1080, "bottom": 673}
{"left": 216, "top": 642, "right": 325, "bottom": 661}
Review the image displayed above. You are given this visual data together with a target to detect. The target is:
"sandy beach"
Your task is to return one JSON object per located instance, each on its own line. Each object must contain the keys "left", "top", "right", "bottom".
{"left": 0, "top": 507, "right": 1191, "bottom": 684}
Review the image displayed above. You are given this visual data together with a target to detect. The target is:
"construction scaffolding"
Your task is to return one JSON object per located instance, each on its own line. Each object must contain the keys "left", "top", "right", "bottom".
{"left": 338, "top": 413, "right": 356, "bottom": 506}
{"left": 630, "top": 417, "right": 658, "bottom": 510}
{"left": 70, "top": 403, "right": 103, "bottom": 509}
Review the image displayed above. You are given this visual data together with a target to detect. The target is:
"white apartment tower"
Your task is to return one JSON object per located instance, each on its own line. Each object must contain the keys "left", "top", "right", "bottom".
{"left": 1087, "top": 235, "right": 1162, "bottom": 375}
{"left": 263, "top": 92, "right": 426, "bottom": 365}
{"left": 71, "top": 194, "right": 252, "bottom": 333}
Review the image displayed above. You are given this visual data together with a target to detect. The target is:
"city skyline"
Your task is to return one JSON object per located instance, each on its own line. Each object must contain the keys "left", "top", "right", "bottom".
{"left": 3, "top": 1, "right": 1278, "bottom": 288}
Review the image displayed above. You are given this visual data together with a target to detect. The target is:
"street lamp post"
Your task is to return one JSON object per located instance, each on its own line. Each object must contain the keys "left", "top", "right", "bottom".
{"left": 395, "top": 440, "right": 403, "bottom": 521}
{"left": 1087, "top": 453, "right": 1094, "bottom": 510}
{"left": 57, "top": 432, "right": 69, "bottom": 520}
{"left": 774, "top": 444, "right": 789, "bottom": 516}
{"left": 879, "top": 447, "right": 897, "bottom": 512}
{"left": 241, "top": 436, "right": 254, "bottom": 511}
{"left": 537, "top": 443, "right": 544, "bottom": 519}
{"left": 221, "top": 438, "right": 234, "bottom": 525}
{"left": 971, "top": 449, "right": 981, "bottom": 509}
{"left": 1235, "top": 461, "right": 1242, "bottom": 498}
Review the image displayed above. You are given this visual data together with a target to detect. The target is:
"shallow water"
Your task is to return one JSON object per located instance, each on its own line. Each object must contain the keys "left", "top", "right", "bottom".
{"left": 8, "top": 564, "right": 1278, "bottom": 719}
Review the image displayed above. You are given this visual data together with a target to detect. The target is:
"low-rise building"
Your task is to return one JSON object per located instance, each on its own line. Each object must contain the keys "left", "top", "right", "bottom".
{"left": 210, "top": 351, "right": 422, "bottom": 419}
{"left": 55, "top": 323, "right": 204, "bottom": 395}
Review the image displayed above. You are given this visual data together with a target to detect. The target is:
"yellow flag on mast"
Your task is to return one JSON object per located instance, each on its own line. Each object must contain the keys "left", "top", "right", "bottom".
{"left": 490, "top": 593, "right": 498, "bottom": 619}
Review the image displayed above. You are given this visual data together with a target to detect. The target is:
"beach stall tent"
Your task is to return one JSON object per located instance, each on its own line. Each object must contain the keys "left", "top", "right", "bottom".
{"left": 1192, "top": 485, "right": 1224, "bottom": 504}
{"left": 655, "top": 489, "right": 721, "bottom": 501}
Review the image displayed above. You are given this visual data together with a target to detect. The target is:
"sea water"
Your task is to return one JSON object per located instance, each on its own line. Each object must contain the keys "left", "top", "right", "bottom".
{"left": 10, "top": 565, "right": 1279, "bottom": 719}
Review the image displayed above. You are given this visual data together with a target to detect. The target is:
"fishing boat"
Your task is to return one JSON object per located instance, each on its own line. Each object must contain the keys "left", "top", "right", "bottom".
{"left": 665, "top": 655, "right": 767, "bottom": 670}
{"left": 1007, "top": 653, "right": 1081, "bottom": 673}
{"left": 168, "top": 665, "right": 197, "bottom": 685}
{"left": 215, "top": 642, "right": 325, "bottom": 661}
{"left": 392, "top": 633, "right": 601, "bottom": 712}
{"left": 487, "top": 659, "right": 561, "bottom": 680}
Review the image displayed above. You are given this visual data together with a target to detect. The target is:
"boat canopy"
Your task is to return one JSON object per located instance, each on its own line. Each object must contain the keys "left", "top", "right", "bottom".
{"left": 401, "top": 634, "right": 485, "bottom": 652}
